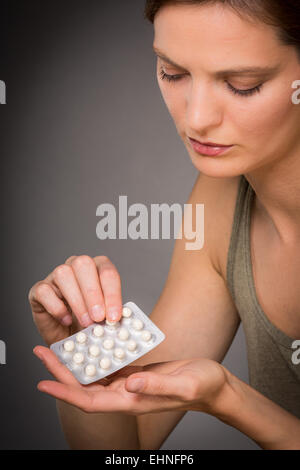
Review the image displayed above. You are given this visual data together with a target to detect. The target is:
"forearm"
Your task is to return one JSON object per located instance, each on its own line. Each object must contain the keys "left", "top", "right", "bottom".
{"left": 56, "top": 399, "right": 140, "bottom": 450}
{"left": 213, "top": 370, "right": 300, "bottom": 450}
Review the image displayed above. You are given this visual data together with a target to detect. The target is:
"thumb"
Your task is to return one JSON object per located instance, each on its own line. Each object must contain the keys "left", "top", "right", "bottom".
{"left": 125, "top": 371, "right": 191, "bottom": 398}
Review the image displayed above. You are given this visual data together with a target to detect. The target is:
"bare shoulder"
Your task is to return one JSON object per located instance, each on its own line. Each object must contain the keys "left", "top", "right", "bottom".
{"left": 190, "top": 172, "right": 242, "bottom": 281}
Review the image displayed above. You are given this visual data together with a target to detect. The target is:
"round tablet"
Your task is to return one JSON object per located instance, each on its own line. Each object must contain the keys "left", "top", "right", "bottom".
{"left": 63, "top": 340, "right": 75, "bottom": 352}
{"left": 122, "top": 306, "right": 132, "bottom": 318}
{"left": 105, "top": 319, "right": 119, "bottom": 328}
{"left": 85, "top": 364, "right": 96, "bottom": 377}
{"left": 93, "top": 325, "right": 104, "bottom": 337}
{"left": 99, "top": 357, "right": 111, "bottom": 370}
{"left": 127, "top": 339, "right": 137, "bottom": 352}
{"left": 118, "top": 328, "right": 129, "bottom": 341}
{"left": 141, "top": 330, "right": 152, "bottom": 342}
{"left": 89, "top": 345, "right": 100, "bottom": 357}
{"left": 132, "top": 318, "right": 143, "bottom": 331}
{"left": 103, "top": 338, "right": 114, "bottom": 350}
{"left": 73, "top": 352, "right": 84, "bottom": 365}
{"left": 114, "top": 348, "right": 125, "bottom": 360}
{"left": 76, "top": 332, "right": 87, "bottom": 344}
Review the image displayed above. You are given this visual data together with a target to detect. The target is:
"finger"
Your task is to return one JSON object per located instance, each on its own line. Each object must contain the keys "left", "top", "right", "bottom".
{"left": 125, "top": 371, "right": 195, "bottom": 401}
{"left": 64, "top": 255, "right": 78, "bottom": 265}
{"left": 103, "top": 364, "right": 145, "bottom": 381}
{"left": 95, "top": 256, "right": 123, "bottom": 322}
{"left": 37, "top": 380, "right": 128, "bottom": 413}
{"left": 68, "top": 255, "right": 106, "bottom": 323}
{"left": 37, "top": 380, "right": 93, "bottom": 411}
{"left": 49, "top": 264, "right": 93, "bottom": 328}
{"left": 33, "top": 345, "right": 79, "bottom": 385}
{"left": 29, "top": 282, "right": 73, "bottom": 326}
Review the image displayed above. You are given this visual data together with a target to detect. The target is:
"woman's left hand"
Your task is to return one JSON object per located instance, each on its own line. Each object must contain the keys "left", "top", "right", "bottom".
{"left": 33, "top": 345, "right": 232, "bottom": 416}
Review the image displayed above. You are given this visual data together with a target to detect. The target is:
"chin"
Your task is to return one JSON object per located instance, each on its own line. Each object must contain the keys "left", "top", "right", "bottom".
{"left": 188, "top": 151, "right": 250, "bottom": 179}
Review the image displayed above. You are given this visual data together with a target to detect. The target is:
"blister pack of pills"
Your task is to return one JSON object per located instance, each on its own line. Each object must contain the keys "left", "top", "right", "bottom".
{"left": 50, "top": 301, "right": 166, "bottom": 385}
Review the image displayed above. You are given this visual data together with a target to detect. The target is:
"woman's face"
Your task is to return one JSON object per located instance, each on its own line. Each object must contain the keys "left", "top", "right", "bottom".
{"left": 153, "top": 3, "right": 300, "bottom": 178}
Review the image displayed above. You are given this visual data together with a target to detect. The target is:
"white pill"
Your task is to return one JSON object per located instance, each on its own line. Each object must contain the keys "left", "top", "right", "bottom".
{"left": 105, "top": 319, "right": 119, "bottom": 329}
{"left": 103, "top": 338, "right": 114, "bottom": 350}
{"left": 118, "top": 328, "right": 129, "bottom": 341}
{"left": 132, "top": 318, "right": 143, "bottom": 331}
{"left": 114, "top": 348, "right": 125, "bottom": 359}
{"left": 85, "top": 364, "right": 96, "bottom": 377}
{"left": 76, "top": 332, "right": 87, "bottom": 344}
{"left": 63, "top": 340, "right": 75, "bottom": 352}
{"left": 73, "top": 352, "right": 84, "bottom": 365}
{"left": 141, "top": 330, "right": 152, "bottom": 342}
{"left": 122, "top": 306, "right": 132, "bottom": 318}
{"left": 127, "top": 339, "right": 137, "bottom": 352}
{"left": 99, "top": 357, "right": 111, "bottom": 370}
{"left": 93, "top": 325, "right": 104, "bottom": 337}
{"left": 89, "top": 345, "right": 100, "bottom": 357}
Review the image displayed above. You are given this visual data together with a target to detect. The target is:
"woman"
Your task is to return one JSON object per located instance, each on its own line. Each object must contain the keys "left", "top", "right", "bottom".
{"left": 29, "top": 0, "right": 300, "bottom": 449}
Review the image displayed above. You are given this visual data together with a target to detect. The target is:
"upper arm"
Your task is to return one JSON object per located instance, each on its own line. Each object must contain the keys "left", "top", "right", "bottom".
{"left": 132, "top": 172, "right": 241, "bottom": 449}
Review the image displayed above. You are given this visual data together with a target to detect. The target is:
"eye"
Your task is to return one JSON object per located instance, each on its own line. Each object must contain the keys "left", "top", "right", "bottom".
{"left": 159, "top": 66, "right": 264, "bottom": 97}
{"left": 159, "top": 67, "right": 186, "bottom": 83}
{"left": 226, "top": 81, "right": 263, "bottom": 97}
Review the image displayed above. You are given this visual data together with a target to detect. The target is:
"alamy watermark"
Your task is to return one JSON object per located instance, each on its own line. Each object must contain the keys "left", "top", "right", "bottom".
{"left": 291, "top": 80, "right": 300, "bottom": 104}
{"left": 0, "top": 340, "right": 6, "bottom": 365}
{"left": 96, "top": 196, "right": 204, "bottom": 250}
{"left": 0, "top": 80, "right": 6, "bottom": 104}
{"left": 291, "top": 340, "right": 300, "bottom": 365}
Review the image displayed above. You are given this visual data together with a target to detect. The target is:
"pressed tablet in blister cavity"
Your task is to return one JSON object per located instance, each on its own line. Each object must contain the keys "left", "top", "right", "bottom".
{"left": 64, "top": 340, "right": 75, "bottom": 352}
{"left": 73, "top": 352, "right": 85, "bottom": 365}
{"left": 76, "top": 332, "right": 87, "bottom": 344}
{"left": 93, "top": 325, "right": 104, "bottom": 337}
{"left": 50, "top": 301, "right": 166, "bottom": 385}
{"left": 127, "top": 339, "right": 137, "bottom": 351}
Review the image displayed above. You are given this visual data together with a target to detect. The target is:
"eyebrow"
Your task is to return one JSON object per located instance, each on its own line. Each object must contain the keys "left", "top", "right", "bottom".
{"left": 153, "top": 46, "right": 281, "bottom": 78}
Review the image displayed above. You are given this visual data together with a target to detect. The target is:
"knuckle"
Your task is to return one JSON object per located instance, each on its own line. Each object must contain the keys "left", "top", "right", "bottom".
{"left": 53, "top": 264, "right": 72, "bottom": 280}
{"left": 100, "top": 266, "right": 120, "bottom": 281}
{"left": 34, "top": 282, "right": 51, "bottom": 300}
{"left": 154, "top": 379, "right": 165, "bottom": 395}
{"left": 55, "top": 304, "right": 70, "bottom": 317}
{"left": 28, "top": 286, "right": 34, "bottom": 302}
{"left": 64, "top": 255, "right": 77, "bottom": 265}
{"left": 72, "top": 255, "right": 93, "bottom": 270}
{"left": 97, "top": 255, "right": 110, "bottom": 264}
{"left": 85, "top": 287, "right": 102, "bottom": 298}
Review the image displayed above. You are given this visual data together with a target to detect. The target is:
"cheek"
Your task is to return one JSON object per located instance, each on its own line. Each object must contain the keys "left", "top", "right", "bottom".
{"left": 227, "top": 85, "right": 298, "bottom": 146}
{"left": 160, "top": 89, "right": 183, "bottom": 119}
{"left": 157, "top": 77, "right": 185, "bottom": 121}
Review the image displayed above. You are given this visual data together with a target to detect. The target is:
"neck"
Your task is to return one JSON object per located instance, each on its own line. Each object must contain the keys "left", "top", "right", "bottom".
{"left": 244, "top": 145, "right": 300, "bottom": 245}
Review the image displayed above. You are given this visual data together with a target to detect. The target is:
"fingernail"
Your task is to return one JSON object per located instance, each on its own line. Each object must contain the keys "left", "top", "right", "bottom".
{"left": 91, "top": 305, "right": 104, "bottom": 322}
{"left": 108, "top": 310, "right": 119, "bottom": 322}
{"left": 61, "top": 314, "right": 73, "bottom": 326}
{"left": 37, "top": 383, "right": 47, "bottom": 393}
{"left": 128, "top": 378, "right": 145, "bottom": 392}
{"left": 81, "top": 313, "right": 93, "bottom": 327}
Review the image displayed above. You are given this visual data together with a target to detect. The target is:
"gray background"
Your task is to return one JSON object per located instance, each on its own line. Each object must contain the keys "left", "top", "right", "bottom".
{"left": 1, "top": 0, "right": 259, "bottom": 449}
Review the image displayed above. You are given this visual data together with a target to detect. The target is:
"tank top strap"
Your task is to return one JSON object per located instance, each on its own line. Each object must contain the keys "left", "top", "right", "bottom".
{"left": 226, "top": 174, "right": 249, "bottom": 301}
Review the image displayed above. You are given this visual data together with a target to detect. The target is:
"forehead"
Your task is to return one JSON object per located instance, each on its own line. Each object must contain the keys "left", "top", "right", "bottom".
{"left": 153, "top": 3, "right": 283, "bottom": 67}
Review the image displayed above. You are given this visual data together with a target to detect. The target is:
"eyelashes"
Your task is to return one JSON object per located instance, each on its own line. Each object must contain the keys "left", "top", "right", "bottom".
{"left": 159, "top": 67, "right": 263, "bottom": 97}
{"left": 226, "top": 81, "right": 263, "bottom": 97}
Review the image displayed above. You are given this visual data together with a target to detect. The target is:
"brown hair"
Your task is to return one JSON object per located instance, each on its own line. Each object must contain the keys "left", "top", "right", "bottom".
{"left": 144, "top": 0, "right": 300, "bottom": 59}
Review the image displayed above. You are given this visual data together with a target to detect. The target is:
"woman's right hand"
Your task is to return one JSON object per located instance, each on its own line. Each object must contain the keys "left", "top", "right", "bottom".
{"left": 28, "top": 255, "right": 123, "bottom": 347}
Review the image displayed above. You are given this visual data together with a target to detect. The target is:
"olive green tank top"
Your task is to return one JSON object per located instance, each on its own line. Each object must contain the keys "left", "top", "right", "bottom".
{"left": 226, "top": 175, "right": 300, "bottom": 419}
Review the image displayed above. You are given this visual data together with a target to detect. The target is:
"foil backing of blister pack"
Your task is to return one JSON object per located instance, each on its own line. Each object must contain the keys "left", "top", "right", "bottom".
{"left": 50, "top": 301, "right": 166, "bottom": 384}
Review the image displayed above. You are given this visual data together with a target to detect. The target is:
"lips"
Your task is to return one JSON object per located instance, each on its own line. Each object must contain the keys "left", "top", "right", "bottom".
{"left": 188, "top": 137, "right": 233, "bottom": 157}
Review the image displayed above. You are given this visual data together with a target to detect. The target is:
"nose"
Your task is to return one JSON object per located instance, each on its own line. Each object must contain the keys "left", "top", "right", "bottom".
{"left": 186, "top": 80, "right": 223, "bottom": 135}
